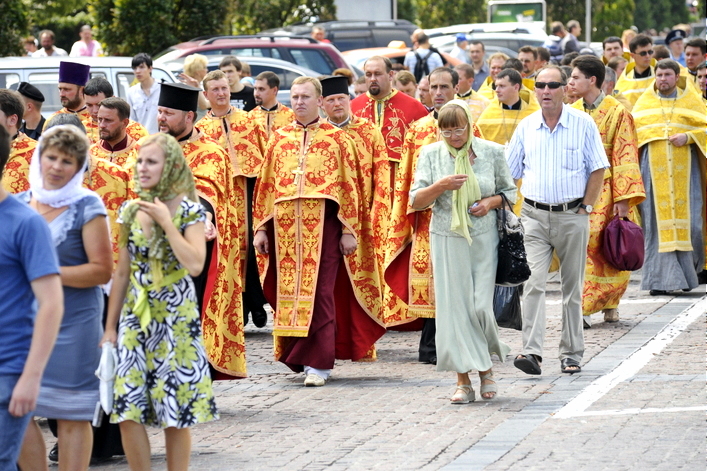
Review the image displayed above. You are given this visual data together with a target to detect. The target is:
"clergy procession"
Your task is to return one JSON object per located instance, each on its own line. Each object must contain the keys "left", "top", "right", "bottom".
{"left": 1, "top": 18, "right": 706, "bottom": 471}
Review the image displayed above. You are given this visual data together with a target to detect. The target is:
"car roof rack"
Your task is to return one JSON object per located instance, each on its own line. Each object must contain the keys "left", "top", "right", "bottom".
{"left": 198, "top": 35, "right": 318, "bottom": 45}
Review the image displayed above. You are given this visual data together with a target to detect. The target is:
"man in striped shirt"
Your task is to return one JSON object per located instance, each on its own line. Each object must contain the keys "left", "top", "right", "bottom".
{"left": 506, "top": 65, "right": 608, "bottom": 376}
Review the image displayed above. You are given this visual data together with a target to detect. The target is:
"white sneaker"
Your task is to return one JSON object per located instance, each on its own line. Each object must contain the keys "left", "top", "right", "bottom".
{"left": 303, "top": 374, "right": 326, "bottom": 387}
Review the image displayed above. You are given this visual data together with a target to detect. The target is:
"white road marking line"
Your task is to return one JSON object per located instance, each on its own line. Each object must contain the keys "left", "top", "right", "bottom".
{"left": 545, "top": 297, "right": 688, "bottom": 305}
{"left": 554, "top": 297, "right": 706, "bottom": 419}
{"left": 571, "top": 406, "right": 706, "bottom": 417}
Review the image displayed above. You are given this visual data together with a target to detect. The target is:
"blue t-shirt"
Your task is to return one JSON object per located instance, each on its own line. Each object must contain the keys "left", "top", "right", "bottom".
{"left": 0, "top": 194, "right": 59, "bottom": 375}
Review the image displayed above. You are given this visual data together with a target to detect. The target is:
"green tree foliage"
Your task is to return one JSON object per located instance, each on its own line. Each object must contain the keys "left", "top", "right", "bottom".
{"left": 397, "top": 0, "right": 417, "bottom": 23}
{"left": 232, "top": 0, "right": 336, "bottom": 35}
{"left": 24, "top": 0, "right": 90, "bottom": 52}
{"left": 634, "top": 0, "right": 689, "bottom": 32}
{"left": 90, "top": 0, "right": 234, "bottom": 56}
{"left": 0, "top": 0, "right": 29, "bottom": 56}
{"left": 413, "top": 0, "right": 485, "bottom": 28}
{"left": 594, "top": 0, "right": 635, "bottom": 39}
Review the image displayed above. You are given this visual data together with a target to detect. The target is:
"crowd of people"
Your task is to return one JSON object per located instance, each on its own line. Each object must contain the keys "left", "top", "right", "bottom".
{"left": 1, "top": 18, "right": 706, "bottom": 471}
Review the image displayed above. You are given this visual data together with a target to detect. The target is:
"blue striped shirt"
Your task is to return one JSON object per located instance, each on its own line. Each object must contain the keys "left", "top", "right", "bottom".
{"left": 506, "top": 104, "right": 609, "bottom": 204}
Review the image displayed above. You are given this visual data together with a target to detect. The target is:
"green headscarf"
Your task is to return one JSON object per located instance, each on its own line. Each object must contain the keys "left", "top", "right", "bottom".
{"left": 120, "top": 133, "right": 197, "bottom": 283}
{"left": 439, "top": 99, "right": 481, "bottom": 245}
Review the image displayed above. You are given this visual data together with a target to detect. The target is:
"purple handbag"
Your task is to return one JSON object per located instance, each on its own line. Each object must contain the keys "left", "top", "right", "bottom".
{"left": 602, "top": 216, "right": 645, "bottom": 271}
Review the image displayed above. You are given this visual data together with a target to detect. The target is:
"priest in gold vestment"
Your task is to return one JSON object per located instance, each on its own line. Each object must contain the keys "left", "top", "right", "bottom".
{"left": 45, "top": 61, "right": 92, "bottom": 131}
{"left": 568, "top": 56, "right": 645, "bottom": 325}
{"left": 156, "top": 82, "right": 246, "bottom": 378}
{"left": 633, "top": 59, "right": 706, "bottom": 294}
{"left": 254, "top": 77, "right": 385, "bottom": 387}
{"left": 196, "top": 70, "right": 269, "bottom": 328}
{"left": 89, "top": 97, "right": 140, "bottom": 171}
{"left": 249, "top": 71, "right": 295, "bottom": 139}
{"left": 0, "top": 89, "right": 36, "bottom": 194}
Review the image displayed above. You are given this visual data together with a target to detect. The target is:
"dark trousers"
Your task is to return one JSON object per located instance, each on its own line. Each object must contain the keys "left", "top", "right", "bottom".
{"left": 242, "top": 177, "right": 268, "bottom": 317}
{"left": 418, "top": 318, "right": 437, "bottom": 362}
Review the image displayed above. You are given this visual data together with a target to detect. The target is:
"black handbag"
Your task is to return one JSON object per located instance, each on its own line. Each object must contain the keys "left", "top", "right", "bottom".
{"left": 495, "top": 193, "right": 531, "bottom": 286}
{"left": 493, "top": 284, "right": 523, "bottom": 330}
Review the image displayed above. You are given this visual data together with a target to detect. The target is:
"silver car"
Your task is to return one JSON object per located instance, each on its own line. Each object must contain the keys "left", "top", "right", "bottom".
{"left": 161, "top": 55, "right": 321, "bottom": 107}
{"left": 0, "top": 56, "right": 177, "bottom": 117}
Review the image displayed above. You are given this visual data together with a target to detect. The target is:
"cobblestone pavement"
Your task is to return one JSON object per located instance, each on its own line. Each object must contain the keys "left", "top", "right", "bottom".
{"left": 40, "top": 273, "right": 705, "bottom": 470}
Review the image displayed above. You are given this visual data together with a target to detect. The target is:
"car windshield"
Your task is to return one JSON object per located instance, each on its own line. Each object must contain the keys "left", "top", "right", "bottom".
{"left": 153, "top": 48, "right": 182, "bottom": 62}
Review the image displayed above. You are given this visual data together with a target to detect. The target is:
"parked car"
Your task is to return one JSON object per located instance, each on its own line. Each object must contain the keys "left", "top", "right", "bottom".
{"left": 0, "top": 56, "right": 177, "bottom": 118}
{"left": 154, "top": 35, "right": 350, "bottom": 76}
{"left": 162, "top": 55, "right": 320, "bottom": 107}
{"left": 342, "top": 44, "right": 464, "bottom": 72}
{"left": 261, "top": 20, "right": 418, "bottom": 52}
{"left": 430, "top": 32, "right": 545, "bottom": 54}
{"left": 426, "top": 22, "right": 547, "bottom": 39}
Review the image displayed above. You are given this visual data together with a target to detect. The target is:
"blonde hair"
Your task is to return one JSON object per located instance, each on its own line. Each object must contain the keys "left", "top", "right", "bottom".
{"left": 488, "top": 52, "right": 510, "bottom": 65}
{"left": 395, "top": 70, "right": 417, "bottom": 86}
{"left": 292, "top": 76, "right": 322, "bottom": 96}
{"left": 202, "top": 69, "right": 227, "bottom": 91}
{"left": 184, "top": 54, "right": 208, "bottom": 78}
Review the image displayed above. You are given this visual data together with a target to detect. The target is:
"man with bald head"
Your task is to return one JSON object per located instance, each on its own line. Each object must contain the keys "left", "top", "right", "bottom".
{"left": 351, "top": 55, "right": 428, "bottom": 183}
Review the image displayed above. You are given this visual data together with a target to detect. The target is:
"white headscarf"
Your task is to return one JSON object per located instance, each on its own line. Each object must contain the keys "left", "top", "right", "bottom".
{"left": 29, "top": 125, "right": 93, "bottom": 208}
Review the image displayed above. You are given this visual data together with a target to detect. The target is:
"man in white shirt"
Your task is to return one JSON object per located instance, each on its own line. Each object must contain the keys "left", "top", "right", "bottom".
{"left": 449, "top": 34, "right": 470, "bottom": 64}
{"left": 31, "top": 30, "right": 67, "bottom": 57}
{"left": 404, "top": 32, "right": 443, "bottom": 82}
{"left": 126, "top": 53, "right": 160, "bottom": 134}
{"left": 506, "top": 65, "right": 608, "bottom": 376}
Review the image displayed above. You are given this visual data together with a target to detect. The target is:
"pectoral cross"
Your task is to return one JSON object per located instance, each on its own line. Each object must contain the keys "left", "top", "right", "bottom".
{"left": 292, "top": 168, "right": 305, "bottom": 186}
{"left": 664, "top": 125, "right": 671, "bottom": 139}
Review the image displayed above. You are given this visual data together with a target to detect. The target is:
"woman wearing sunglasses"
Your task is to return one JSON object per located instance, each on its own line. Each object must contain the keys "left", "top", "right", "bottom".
{"left": 409, "top": 100, "right": 516, "bottom": 404}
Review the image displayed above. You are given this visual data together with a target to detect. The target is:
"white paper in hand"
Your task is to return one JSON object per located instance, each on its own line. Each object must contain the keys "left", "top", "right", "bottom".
{"left": 95, "top": 342, "right": 118, "bottom": 414}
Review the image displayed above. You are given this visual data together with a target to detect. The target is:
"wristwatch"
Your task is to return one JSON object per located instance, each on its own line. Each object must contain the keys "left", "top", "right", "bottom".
{"left": 579, "top": 203, "right": 593, "bottom": 213}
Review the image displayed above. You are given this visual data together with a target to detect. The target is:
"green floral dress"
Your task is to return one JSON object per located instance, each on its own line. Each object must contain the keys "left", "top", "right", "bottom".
{"left": 111, "top": 198, "right": 218, "bottom": 428}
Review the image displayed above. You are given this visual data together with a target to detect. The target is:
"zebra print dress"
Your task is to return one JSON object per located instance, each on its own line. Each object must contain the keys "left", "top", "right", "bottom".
{"left": 111, "top": 198, "right": 218, "bottom": 429}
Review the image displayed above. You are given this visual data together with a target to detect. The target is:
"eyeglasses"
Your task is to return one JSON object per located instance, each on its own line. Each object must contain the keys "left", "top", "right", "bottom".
{"left": 636, "top": 49, "right": 654, "bottom": 57}
{"left": 440, "top": 125, "right": 468, "bottom": 138}
{"left": 535, "top": 81, "right": 565, "bottom": 89}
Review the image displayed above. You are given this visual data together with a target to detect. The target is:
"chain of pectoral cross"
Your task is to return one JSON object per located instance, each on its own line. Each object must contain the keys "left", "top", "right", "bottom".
{"left": 659, "top": 96, "right": 677, "bottom": 139}
{"left": 292, "top": 128, "right": 312, "bottom": 186}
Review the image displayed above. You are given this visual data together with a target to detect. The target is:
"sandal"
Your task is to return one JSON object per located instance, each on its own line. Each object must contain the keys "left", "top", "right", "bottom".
{"left": 514, "top": 354, "right": 542, "bottom": 375}
{"left": 451, "top": 384, "right": 475, "bottom": 404}
{"left": 560, "top": 358, "right": 581, "bottom": 374}
{"left": 479, "top": 371, "right": 498, "bottom": 400}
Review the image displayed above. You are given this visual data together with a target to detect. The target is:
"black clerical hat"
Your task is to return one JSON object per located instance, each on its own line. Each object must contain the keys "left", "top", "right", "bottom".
{"left": 17, "top": 82, "right": 45, "bottom": 103}
{"left": 320, "top": 76, "right": 350, "bottom": 97}
{"left": 158, "top": 82, "right": 199, "bottom": 112}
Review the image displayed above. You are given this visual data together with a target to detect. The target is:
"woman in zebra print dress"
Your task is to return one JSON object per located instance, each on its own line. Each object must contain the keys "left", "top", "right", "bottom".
{"left": 102, "top": 133, "right": 217, "bottom": 470}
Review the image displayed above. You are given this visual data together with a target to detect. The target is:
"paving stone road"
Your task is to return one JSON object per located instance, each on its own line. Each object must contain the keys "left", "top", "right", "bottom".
{"left": 39, "top": 273, "right": 706, "bottom": 470}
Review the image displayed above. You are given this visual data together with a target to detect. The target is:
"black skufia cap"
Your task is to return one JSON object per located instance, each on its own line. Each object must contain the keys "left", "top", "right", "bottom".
{"left": 158, "top": 82, "right": 200, "bottom": 112}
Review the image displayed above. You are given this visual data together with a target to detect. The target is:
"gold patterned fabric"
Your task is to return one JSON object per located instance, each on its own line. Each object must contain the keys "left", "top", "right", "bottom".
{"left": 254, "top": 120, "right": 385, "bottom": 359}
{"left": 85, "top": 119, "right": 148, "bottom": 146}
{"left": 350, "top": 89, "right": 429, "bottom": 164}
{"left": 455, "top": 90, "right": 490, "bottom": 122}
{"left": 248, "top": 104, "right": 295, "bottom": 139}
{"left": 196, "top": 107, "right": 268, "bottom": 279}
{"left": 338, "top": 115, "right": 391, "bottom": 328}
{"left": 2, "top": 133, "right": 36, "bottom": 194}
{"left": 615, "top": 62, "right": 655, "bottom": 107}
{"left": 83, "top": 156, "right": 133, "bottom": 267}
{"left": 45, "top": 107, "right": 92, "bottom": 131}
{"left": 571, "top": 95, "right": 645, "bottom": 315}
{"left": 632, "top": 80, "right": 707, "bottom": 253}
{"left": 476, "top": 89, "right": 539, "bottom": 146}
{"left": 89, "top": 138, "right": 140, "bottom": 172}
{"left": 383, "top": 113, "right": 483, "bottom": 325}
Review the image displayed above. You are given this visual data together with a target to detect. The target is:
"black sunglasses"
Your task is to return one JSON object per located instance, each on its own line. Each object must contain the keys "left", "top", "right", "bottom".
{"left": 535, "top": 81, "right": 565, "bottom": 89}
{"left": 636, "top": 49, "right": 654, "bottom": 57}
